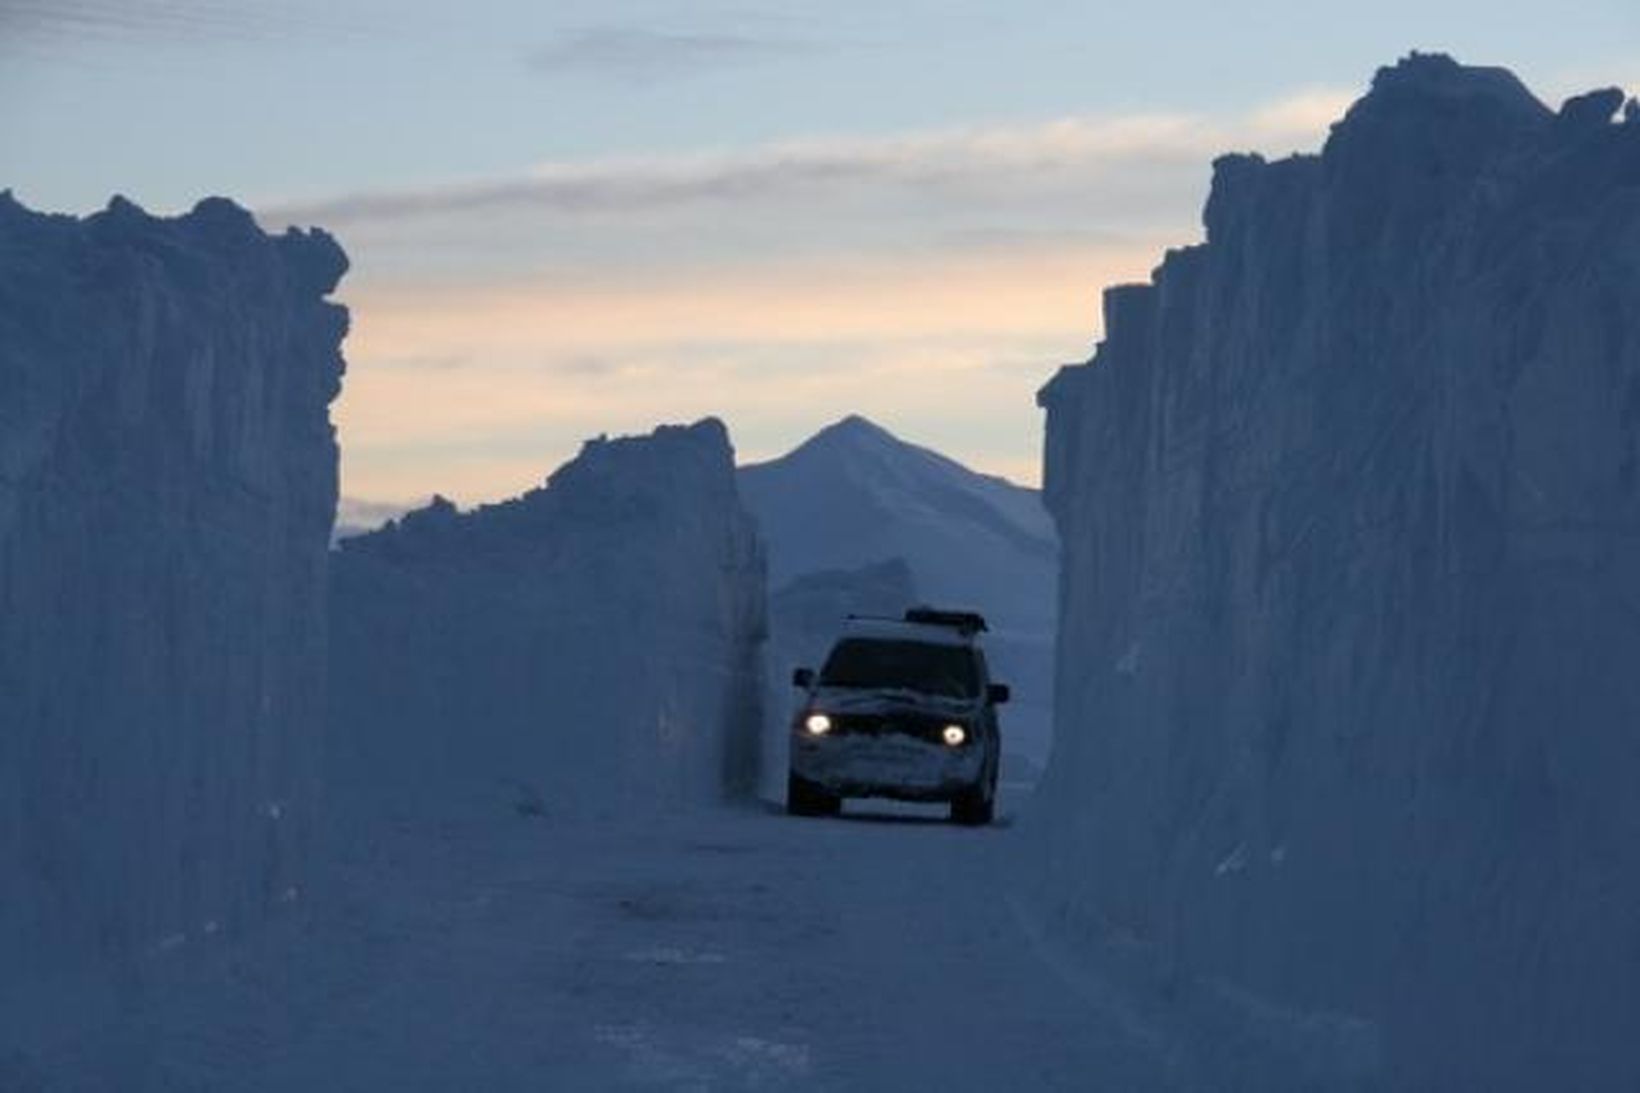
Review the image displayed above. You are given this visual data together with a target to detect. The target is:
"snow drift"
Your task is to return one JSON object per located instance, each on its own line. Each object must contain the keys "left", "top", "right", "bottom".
{"left": 328, "top": 419, "right": 766, "bottom": 820}
{"left": 1034, "top": 56, "right": 1640, "bottom": 1089}
{"left": 0, "top": 194, "right": 346, "bottom": 989}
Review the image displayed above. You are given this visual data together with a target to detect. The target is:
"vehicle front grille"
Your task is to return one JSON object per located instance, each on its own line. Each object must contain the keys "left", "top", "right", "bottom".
{"left": 830, "top": 713, "right": 951, "bottom": 744}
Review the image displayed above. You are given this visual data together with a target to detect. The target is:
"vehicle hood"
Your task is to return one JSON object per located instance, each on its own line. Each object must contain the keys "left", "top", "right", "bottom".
{"left": 808, "top": 686, "right": 980, "bottom": 719}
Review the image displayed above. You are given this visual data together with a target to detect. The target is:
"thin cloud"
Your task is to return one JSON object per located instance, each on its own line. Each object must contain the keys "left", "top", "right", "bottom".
{"left": 331, "top": 238, "right": 1161, "bottom": 501}
{"left": 260, "top": 90, "right": 1351, "bottom": 231}
{"left": 260, "top": 114, "right": 1213, "bottom": 228}
{"left": 339, "top": 241, "right": 1157, "bottom": 363}
{"left": 293, "top": 87, "right": 1356, "bottom": 504}
{"left": 1534, "top": 58, "right": 1637, "bottom": 110}
{"left": 1248, "top": 87, "right": 1359, "bottom": 145}
{"left": 0, "top": 0, "right": 341, "bottom": 45}
{"left": 525, "top": 25, "right": 814, "bottom": 84}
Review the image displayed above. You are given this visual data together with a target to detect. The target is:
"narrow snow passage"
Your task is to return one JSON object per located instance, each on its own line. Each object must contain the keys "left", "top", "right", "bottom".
{"left": 60, "top": 795, "right": 1170, "bottom": 1091}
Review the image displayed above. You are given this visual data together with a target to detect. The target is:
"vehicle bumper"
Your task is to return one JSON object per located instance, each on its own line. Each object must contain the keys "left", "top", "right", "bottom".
{"left": 791, "top": 735, "right": 985, "bottom": 802}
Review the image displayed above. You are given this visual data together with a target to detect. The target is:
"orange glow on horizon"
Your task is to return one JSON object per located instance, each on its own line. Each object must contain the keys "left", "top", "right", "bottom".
{"left": 333, "top": 238, "right": 1166, "bottom": 503}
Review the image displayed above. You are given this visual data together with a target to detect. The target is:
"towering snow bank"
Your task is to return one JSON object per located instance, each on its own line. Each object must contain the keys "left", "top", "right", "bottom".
{"left": 741, "top": 416, "right": 1057, "bottom": 773}
{"left": 0, "top": 194, "right": 346, "bottom": 987}
{"left": 1036, "top": 55, "right": 1640, "bottom": 1089}
{"left": 328, "top": 419, "right": 765, "bottom": 819}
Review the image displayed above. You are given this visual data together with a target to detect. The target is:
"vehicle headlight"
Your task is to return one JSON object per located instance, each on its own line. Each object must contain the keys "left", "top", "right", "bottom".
{"left": 941, "top": 724, "right": 967, "bottom": 747}
{"left": 804, "top": 713, "right": 833, "bottom": 735}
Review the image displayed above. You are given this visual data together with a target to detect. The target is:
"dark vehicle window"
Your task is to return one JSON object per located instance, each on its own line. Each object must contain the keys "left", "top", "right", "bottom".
{"left": 819, "top": 639, "right": 979, "bottom": 698}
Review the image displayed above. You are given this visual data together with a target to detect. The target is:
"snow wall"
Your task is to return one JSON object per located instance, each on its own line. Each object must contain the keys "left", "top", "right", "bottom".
{"left": 328, "top": 419, "right": 766, "bottom": 821}
{"left": 0, "top": 194, "right": 346, "bottom": 989}
{"left": 1033, "top": 56, "right": 1640, "bottom": 1090}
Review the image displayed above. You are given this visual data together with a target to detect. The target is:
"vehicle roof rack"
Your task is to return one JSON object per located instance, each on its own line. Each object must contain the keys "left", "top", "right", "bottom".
{"left": 902, "top": 606, "right": 988, "bottom": 635}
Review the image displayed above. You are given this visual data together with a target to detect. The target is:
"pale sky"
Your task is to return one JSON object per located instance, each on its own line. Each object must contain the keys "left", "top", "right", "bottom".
{"left": 4, "top": 1, "right": 1635, "bottom": 505}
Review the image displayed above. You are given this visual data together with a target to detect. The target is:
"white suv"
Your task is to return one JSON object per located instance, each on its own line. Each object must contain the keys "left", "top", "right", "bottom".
{"left": 786, "top": 607, "right": 1008, "bottom": 825}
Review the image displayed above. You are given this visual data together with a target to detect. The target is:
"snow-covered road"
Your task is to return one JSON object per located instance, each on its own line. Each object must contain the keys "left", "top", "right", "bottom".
{"left": 29, "top": 793, "right": 1174, "bottom": 1091}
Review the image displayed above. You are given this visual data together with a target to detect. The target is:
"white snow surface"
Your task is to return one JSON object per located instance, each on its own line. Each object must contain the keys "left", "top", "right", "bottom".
{"left": 0, "top": 193, "right": 346, "bottom": 1003}
{"left": 1032, "top": 55, "right": 1640, "bottom": 1091}
{"left": 2, "top": 794, "right": 1196, "bottom": 1092}
{"left": 739, "top": 417, "right": 1057, "bottom": 781}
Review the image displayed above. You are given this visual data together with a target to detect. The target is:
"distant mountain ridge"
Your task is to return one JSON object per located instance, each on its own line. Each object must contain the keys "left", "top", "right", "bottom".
{"left": 739, "top": 415, "right": 1056, "bottom": 626}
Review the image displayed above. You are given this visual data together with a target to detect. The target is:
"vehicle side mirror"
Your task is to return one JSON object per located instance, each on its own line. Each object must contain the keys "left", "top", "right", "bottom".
{"left": 792, "top": 667, "right": 815, "bottom": 689}
{"left": 987, "top": 683, "right": 1010, "bottom": 705}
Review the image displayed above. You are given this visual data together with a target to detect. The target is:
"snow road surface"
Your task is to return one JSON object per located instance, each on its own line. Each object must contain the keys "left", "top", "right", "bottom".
{"left": 27, "top": 793, "right": 1172, "bottom": 1091}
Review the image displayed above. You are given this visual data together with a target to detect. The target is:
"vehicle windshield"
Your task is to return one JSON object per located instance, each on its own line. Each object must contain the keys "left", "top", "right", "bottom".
{"left": 818, "top": 638, "right": 979, "bottom": 698}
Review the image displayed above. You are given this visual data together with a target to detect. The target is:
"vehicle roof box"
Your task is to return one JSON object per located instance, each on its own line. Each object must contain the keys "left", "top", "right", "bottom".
{"left": 902, "top": 606, "right": 988, "bottom": 635}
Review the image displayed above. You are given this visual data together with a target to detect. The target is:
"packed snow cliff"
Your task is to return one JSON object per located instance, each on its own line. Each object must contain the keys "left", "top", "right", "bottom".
{"left": 1035, "top": 55, "right": 1640, "bottom": 1090}
{"left": 328, "top": 419, "right": 766, "bottom": 820}
{"left": 0, "top": 194, "right": 346, "bottom": 993}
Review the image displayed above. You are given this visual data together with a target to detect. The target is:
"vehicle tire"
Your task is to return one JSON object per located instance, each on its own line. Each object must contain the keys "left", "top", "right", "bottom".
{"left": 787, "top": 772, "right": 840, "bottom": 817}
{"left": 950, "top": 782, "right": 994, "bottom": 826}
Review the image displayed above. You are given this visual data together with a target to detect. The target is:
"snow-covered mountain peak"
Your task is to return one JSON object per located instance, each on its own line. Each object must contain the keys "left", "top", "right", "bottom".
{"left": 773, "top": 414, "right": 958, "bottom": 485}
{"left": 800, "top": 413, "right": 898, "bottom": 451}
{"left": 739, "top": 418, "right": 1053, "bottom": 591}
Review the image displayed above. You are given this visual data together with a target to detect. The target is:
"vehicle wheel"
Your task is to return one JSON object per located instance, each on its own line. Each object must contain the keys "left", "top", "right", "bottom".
{"left": 787, "top": 772, "right": 840, "bottom": 817}
{"left": 950, "top": 782, "right": 994, "bottom": 826}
